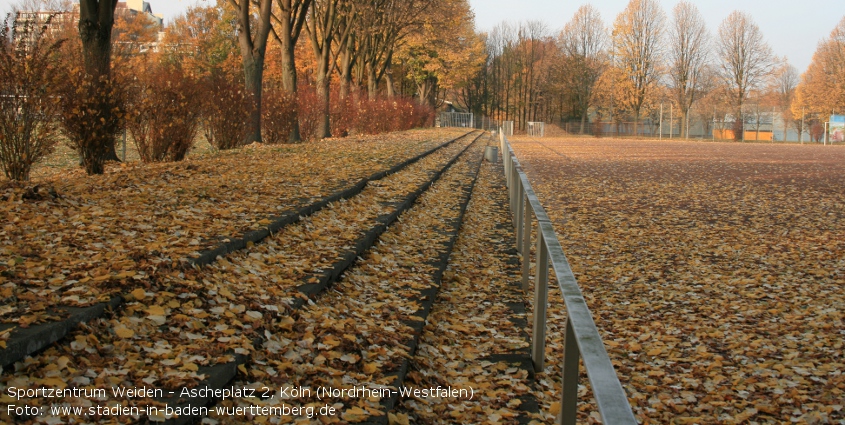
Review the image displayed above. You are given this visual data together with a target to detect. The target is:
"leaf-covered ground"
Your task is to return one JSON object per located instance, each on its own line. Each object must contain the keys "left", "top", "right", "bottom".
{"left": 6, "top": 130, "right": 842, "bottom": 425}
{"left": 511, "top": 137, "right": 845, "bottom": 424}
{"left": 0, "top": 128, "right": 467, "bottom": 327}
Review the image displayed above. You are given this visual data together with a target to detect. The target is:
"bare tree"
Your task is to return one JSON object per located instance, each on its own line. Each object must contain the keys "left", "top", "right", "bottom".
{"left": 771, "top": 60, "right": 799, "bottom": 135}
{"left": 668, "top": 1, "right": 709, "bottom": 139}
{"left": 333, "top": 11, "right": 357, "bottom": 100}
{"left": 716, "top": 10, "right": 774, "bottom": 132}
{"left": 612, "top": 0, "right": 665, "bottom": 137}
{"left": 354, "top": 0, "right": 433, "bottom": 99}
{"left": 520, "top": 20, "right": 550, "bottom": 128}
{"left": 558, "top": 4, "right": 606, "bottom": 134}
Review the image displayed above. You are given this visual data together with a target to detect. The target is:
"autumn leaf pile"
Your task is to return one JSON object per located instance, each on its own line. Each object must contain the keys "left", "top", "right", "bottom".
{"left": 0, "top": 128, "right": 467, "bottom": 328}
{"left": 512, "top": 137, "right": 845, "bottom": 424}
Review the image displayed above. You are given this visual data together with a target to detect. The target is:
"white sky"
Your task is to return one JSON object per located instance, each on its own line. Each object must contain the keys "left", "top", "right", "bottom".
{"left": 469, "top": 0, "right": 844, "bottom": 72}
{"left": 2, "top": 0, "right": 842, "bottom": 71}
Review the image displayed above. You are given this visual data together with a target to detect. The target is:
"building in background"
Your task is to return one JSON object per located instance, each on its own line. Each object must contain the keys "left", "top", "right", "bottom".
{"left": 11, "top": 9, "right": 75, "bottom": 49}
{"left": 13, "top": 1, "right": 164, "bottom": 51}
{"left": 830, "top": 115, "right": 844, "bottom": 143}
{"left": 118, "top": 0, "right": 164, "bottom": 27}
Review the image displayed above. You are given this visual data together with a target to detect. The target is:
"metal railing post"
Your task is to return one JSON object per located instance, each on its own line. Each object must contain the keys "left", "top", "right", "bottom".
{"left": 515, "top": 181, "right": 524, "bottom": 252}
{"left": 559, "top": 317, "right": 580, "bottom": 425}
{"left": 506, "top": 150, "right": 512, "bottom": 189}
{"left": 507, "top": 154, "right": 514, "bottom": 214}
{"left": 521, "top": 194, "right": 531, "bottom": 291}
{"left": 510, "top": 165, "right": 518, "bottom": 220}
{"left": 532, "top": 233, "right": 549, "bottom": 372}
{"left": 503, "top": 152, "right": 508, "bottom": 187}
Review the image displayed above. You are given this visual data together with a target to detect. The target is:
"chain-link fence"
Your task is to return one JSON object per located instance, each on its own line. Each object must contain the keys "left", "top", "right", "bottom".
{"left": 474, "top": 116, "right": 500, "bottom": 132}
{"left": 439, "top": 113, "right": 507, "bottom": 133}
{"left": 501, "top": 121, "right": 514, "bottom": 136}
{"left": 559, "top": 109, "right": 837, "bottom": 143}
{"left": 527, "top": 122, "right": 545, "bottom": 137}
{"left": 439, "top": 112, "right": 474, "bottom": 128}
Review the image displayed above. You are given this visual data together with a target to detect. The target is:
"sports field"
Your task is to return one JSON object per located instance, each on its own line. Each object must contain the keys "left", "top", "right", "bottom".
{"left": 511, "top": 137, "right": 845, "bottom": 424}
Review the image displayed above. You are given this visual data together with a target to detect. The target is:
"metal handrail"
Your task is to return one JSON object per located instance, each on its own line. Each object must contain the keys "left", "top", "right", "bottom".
{"left": 499, "top": 131, "right": 637, "bottom": 425}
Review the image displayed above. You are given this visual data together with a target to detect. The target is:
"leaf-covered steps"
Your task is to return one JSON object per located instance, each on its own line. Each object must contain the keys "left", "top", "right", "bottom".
{"left": 358, "top": 140, "right": 487, "bottom": 425}
{"left": 392, "top": 154, "right": 541, "bottom": 424}
{"left": 0, "top": 131, "right": 474, "bottom": 370}
{"left": 0, "top": 133, "right": 482, "bottom": 424}
{"left": 186, "top": 130, "right": 475, "bottom": 268}
{"left": 154, "top": 134, "right": 484, "bottom": 425}
{"left": 184, "top": 137, "right": 489, "bottom": 425}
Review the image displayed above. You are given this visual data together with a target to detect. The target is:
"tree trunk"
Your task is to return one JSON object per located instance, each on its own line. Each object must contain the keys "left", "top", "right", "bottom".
{"left": 417, "top": 79, "right": 430, "bottom": 107}
{"left": 243, "top": 53, "right": 264, "bottom": 144}
{"left": 737, "top": 92, "right": 745, "bottom": 142}
{"left": 384, "top": 56, "right": 395, "bottom": 98}
{"left": 79, "top": 1, "right": 113, "bottom": 80}
{"left": 385, "top": 72, "right": 396, "bottom": 98}
{"left": 280, "top": 41, "right": 302, "bottom": 143}
{"left": 315, "top": 64, "right": 331, "bottom": 139}
{"left": 366, "top": 61, "right": 377, "bottom": 100}
{"left": 77, "top": 0, "right": 120, "bottom": 173}
{"left": 233, "top": 0, "right": 273, "bottom": 144}
{"left": 580, "top": 114, "right": 587, "bottom": 134}
{"left": 339, "top": 42, "right": 353, "bottom": 100}
{"left": 634, "top": 108, "right": 640, "bottom": 138}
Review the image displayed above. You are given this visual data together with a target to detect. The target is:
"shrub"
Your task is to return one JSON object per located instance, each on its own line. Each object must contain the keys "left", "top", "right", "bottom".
{"left": 259, "top": 84, "right": 434, "bottom": 142}
{"left": 732, "top": 118, "right": 744, "bottom": 142}
{"left": 201, "top": 73, "right": 247, "bottom": 150}
{"left": 353, "top": 97, "right": 433, "bottom": 135}
{"left": 296, "top": 84, "right": 323, "bottom": 141}
{"left": 0, "top": 15, "right": 64, "bottom": 181}
{"left": 593, "top": 121, "right": 605, "bottom": 138}
{"left": 126, "top": 65, "right": 202, "bottom": 162}
{"left": 809, "top": 120, "right": 825, "bottom": 142}
{"left": 330, "top": 91, "right": 356, "bottom": 138}
{"left": 262, "top": 87, "right": 296, "bottom": 144}
{"left": 56, "top": 66, "right": 126, "bottom": 175}
{"left": 353, "top": 98, "right": 382, "bottom": 135}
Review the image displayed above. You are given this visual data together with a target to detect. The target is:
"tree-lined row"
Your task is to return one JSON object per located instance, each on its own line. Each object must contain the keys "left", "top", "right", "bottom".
{"left": 1, "top": 0, "right": 477, "bottom": 180}
{"left": 171, "top": 0, "right": 478, "bottom": 143}
{"left": 456, "top": 0, "right": 844, "bottom": 139}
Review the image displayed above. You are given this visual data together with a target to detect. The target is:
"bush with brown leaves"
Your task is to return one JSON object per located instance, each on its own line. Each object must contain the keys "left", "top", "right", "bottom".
{"left": 0, "top": 15, "right": 64, "bottom": 181}
{"left": 126, "top": 65, "right": 202, "bottom": 162}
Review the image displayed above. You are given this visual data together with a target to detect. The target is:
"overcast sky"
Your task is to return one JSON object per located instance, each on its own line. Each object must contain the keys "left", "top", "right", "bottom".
{"left": 3, "top": 0, "right": 842, "bottom": 71}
